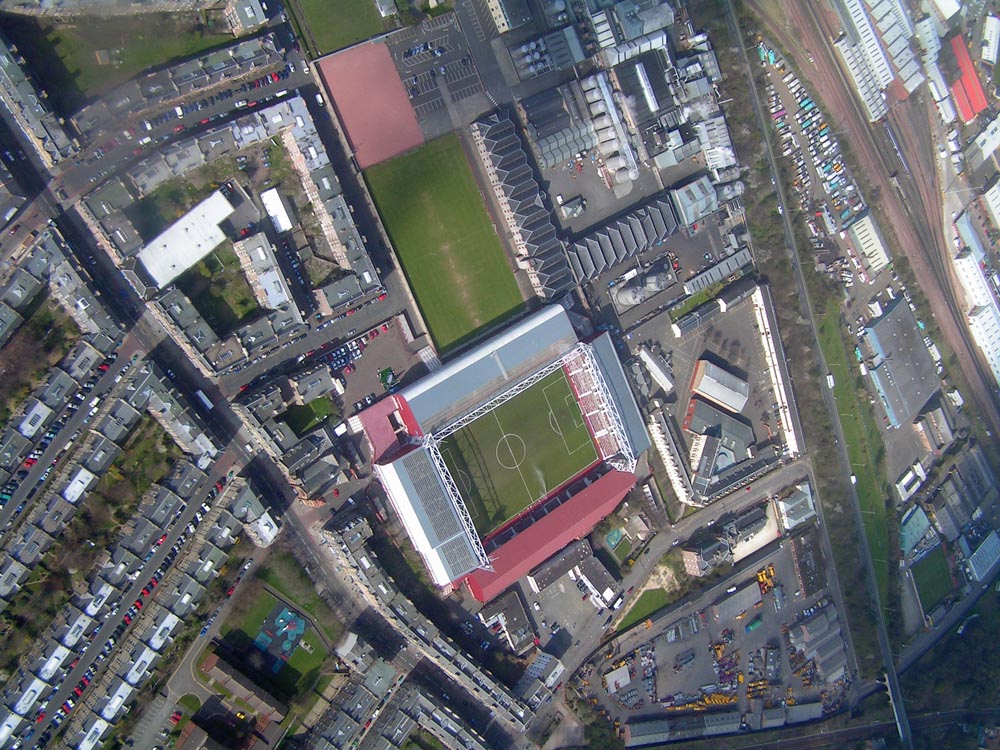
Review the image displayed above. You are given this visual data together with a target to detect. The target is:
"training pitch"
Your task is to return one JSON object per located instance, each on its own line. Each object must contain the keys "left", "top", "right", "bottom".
{"left": 441, "top": 369, "right": 598, "bottom": 537}
{"left": 365, "top": 134, "right": 523, "bottom": 351}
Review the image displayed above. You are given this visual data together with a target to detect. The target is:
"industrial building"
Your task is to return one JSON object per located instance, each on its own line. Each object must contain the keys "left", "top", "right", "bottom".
{"left": 669, "top": 175, "right": 719, "bottom": 228}
{"left": 846, "top": 212, "right": 891, "bottom": 275}
{"left": 136, "top": 191, "right": 234, "bottom": 289}
{"left": 566, "top": 195, "right": 678, "bottom": 282}
{"left": 471, "top": 110, "right": 575, "bottom": 298}
{"left": 786, "top": 607, "right": 848, "bottom": 682}
{"left": 690, "top": 359, "right": 749, "bottom": 414}
{"left": 864, "top": 297, "right": 939, "bottom": 427}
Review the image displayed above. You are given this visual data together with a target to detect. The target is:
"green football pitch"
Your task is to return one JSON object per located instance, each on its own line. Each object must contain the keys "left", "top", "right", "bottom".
{"left": 441, "top": 369, "right": 599, "bottom": 537}
{"left": 365, "top": 134, "right": 523, "bottom": 352}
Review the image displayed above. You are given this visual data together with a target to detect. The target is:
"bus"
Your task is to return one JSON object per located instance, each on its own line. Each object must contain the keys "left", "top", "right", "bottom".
{"left": 194, "top": 390, "right": 214, "bottom": 412}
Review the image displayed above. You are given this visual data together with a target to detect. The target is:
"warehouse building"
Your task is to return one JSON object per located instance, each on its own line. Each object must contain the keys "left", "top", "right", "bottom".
{"left": 846, "top": 211, "right": 891, "bottom": 275}
{"left": 864, "top": 297, "right": 939, "bottom": 427}
{"left": 625, "top": 711, "right": 742, "bottom": 747}
{"left": 691, "top": 359, "right": 749, "bottom": 414}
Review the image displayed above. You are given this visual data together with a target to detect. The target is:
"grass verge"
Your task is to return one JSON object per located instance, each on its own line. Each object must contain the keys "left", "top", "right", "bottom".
{"left": 816, "top": 297, "right": 889, "bottom": 610}
{"left": 617, "top": 590, "right": 669, "bottom": 631}
{"left": 365, "top": 134, "right": 524, "bottom": 352}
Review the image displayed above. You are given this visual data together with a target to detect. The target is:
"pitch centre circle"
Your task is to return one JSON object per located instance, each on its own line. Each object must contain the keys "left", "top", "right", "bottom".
{"left": 496, "top": 433, "right": 527, "bottom": 470}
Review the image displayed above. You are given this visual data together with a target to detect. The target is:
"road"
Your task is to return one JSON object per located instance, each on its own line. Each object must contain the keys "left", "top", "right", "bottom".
{"left": 725, "top": 3, "right": 909, "bottom": 748}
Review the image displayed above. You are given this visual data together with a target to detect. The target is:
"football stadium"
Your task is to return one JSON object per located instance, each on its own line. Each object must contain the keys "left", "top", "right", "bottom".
{"left": 355, "top": 306, "right": 650, "bottom": 602}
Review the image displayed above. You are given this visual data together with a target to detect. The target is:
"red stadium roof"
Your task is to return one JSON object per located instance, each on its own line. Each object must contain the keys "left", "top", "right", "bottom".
{"left": 464, "top": 470, "right": 637, "bottom": 602}
{"left": 358, "top": 395, "right": 423, "bottom": 463}
{"left": 950, "top": 35, "right": 987, "bottom": 123}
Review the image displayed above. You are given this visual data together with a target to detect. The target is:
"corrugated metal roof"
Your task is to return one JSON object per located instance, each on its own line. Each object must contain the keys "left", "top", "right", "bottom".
{"left": 590, "top": 332, "right": 651, "bottom": 455}
{"left": 399, "top": 306, "right": 578, "bottom": 433}
{"left": 465, "top": 470, "right": 636, "bottom": 602}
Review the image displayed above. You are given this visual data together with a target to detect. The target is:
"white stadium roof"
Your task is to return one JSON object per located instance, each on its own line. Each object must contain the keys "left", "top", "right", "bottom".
{"left": 376, "top": 446, "right": 483, "bottom": 586}
{"left": 400, "top": 305, "right": 578, "bottom": 433}
{"left": 137, "top": 191, "right": 234, "bottom": 288}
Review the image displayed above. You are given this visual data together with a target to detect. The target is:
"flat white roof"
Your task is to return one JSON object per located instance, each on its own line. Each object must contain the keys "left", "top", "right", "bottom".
{"left": 63, "top": 466, "right": 98, "bottom": 505}
{"left": 261, "top": 188, "right": 293, "bottom": 233}
{"left": 77, "top": 717, "right": 111, "bottom": 750}
{"left": 137, "top": 191, "right": 234, "bottom": 288}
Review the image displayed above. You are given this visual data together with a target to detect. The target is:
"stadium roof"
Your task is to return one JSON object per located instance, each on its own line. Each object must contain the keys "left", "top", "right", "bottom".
{"left": 590, "top": 332, "right": 651, "bottom": 455}
{"left": 399, "top": 306, "right": 578, "bottom": 434}
{"left": 376, "top": 445, "right": 483, "bottom": 586}
{"left": 864, "top": 297, "right": 939, "bottom": 427}
{"left": 691, "top": 359, "right": 749, "bottom": 414}
{"left": 137, "top": 191, "right": 234, "bottom": 288}
{"left": 465, "top": 470, "right": 636, "bottom": 602}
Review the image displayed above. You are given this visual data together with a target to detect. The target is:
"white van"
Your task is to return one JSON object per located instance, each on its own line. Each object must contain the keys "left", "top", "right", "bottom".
{"left": 174, "top": 105, "right": 184, "bottom": 118}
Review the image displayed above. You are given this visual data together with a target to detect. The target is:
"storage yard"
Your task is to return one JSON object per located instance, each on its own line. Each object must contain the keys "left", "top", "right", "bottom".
{"left": 578, "top": 535, "right": 849, "bottom": 733}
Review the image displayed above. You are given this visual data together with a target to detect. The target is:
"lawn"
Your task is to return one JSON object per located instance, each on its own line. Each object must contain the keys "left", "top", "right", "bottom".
{"left": 3, "top": 14, "right": 231, "bottom": 113}
{"left": 176, "top": 242, "right": 261, "bottom": 337}
{"left": 817, "top": 297, "right": 889, "bottom": 611}
{"left": 613, "top": 539, "right": 634, "bottom": 564}
{"left": 365, "top": 134, "right": 524, "bottom": 352}
{"left": 281, "top": 396, "right": 337, "bottom": 436}
{"left": 911, "top": 545, "right": 953, "bottom": 612}
{"left": 219, "top": 587, "right": 279, "bottom": 648}
{"left": 288, "top": 0, "right": 386, "bottom": 56}
{"left": 441, "top": 369, "right": 598, "bottom": 536}
{"left": 617, "top": 589, "right": 670, "bottom": 631}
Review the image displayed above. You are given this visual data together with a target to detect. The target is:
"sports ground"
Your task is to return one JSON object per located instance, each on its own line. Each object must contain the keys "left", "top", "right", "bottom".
{"left": 365, "top": 134, "right": 523, "bottom": 352}
{"left": 441, "top": 369, "right": 598, "bottom": 537}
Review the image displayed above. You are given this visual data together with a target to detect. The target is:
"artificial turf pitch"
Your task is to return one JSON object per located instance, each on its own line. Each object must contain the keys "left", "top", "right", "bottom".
{"left": 365, "top": 134, "right": 523, "bottom": 352}
{"left": 441, "top": 369, "right": 598, "bottom": 537}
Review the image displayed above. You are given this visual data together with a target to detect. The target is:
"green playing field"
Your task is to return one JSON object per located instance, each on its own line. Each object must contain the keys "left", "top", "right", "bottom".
{"left": 441, "top": 369, "right": 598, "bottom": 537}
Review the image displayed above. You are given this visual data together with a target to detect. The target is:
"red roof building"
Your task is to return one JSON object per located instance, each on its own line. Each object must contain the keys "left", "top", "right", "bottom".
{"left": 950, "top": 35, "right": 988, "bottom": 123}
{"left": 464, "top": 470, "right": 636, "bottom": 602}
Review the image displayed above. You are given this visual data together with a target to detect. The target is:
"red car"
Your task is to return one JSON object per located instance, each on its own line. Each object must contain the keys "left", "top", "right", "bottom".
{"left": 98, "top": 363, "right": 110, "bottom": 371}
{"left": 23, "top": 457, "right": 37, "bottom": 467}
{"left": 157, "top": 533, "right": 168, "bottom": 545}
{"left": 173, "top": 124, "right": 185, "bottom": 133}
{"left": 271, "top": 72, "right": 280, "bottom": 82}
{"left": 134, "top": 599, "right": 143, "bottom": 610}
